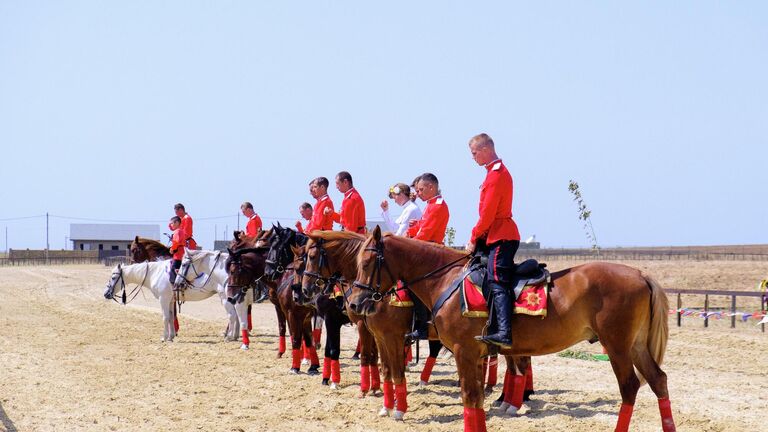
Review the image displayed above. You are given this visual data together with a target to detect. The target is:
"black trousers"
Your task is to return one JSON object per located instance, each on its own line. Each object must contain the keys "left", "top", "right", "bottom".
{"left": 170, "top": 259, "right": 182, "bottom": 284}
{"left": 486, "top": 240, "right": 520, "bottom": 293}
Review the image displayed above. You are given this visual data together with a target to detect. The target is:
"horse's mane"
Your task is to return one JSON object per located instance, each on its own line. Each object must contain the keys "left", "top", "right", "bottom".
{"left": 376, "top": 233, "right": 467, "bottom": 270}
{"left": 134, "top": 237, "right": 170, "bottom": 254}
{"left": 310, "top": 230, "right": 365, "bottom": 261}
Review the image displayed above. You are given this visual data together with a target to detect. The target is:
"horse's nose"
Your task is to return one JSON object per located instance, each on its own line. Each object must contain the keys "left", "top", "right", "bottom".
{"left": 348, "top": 301, "right": 361, "bottom": 314}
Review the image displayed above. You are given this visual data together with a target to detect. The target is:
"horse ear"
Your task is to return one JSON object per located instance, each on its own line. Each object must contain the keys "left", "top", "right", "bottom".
{"left": 233, "top": 231, "right": 240, "bottom": 241}
{"left": 290, "top": 245, "right": 302, "bottom": 256}
{"left": 118, "top": 263, "right": 122, "bottom": 269}
{"left": 227, "top": 248, "right": 233, "bottom": 255}
{"left": 372, "top": 225, "right": 382, "bottom": 242}
{"left": 277, "top": 221, "right": 283, "bottom": 229}
{"left": 134, "top": 235, "right": 139, "bottom": 243}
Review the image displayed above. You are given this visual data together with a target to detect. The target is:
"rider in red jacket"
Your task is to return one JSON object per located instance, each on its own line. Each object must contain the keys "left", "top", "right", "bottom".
{"left": 466, "top": 133, "right": 521, "bottom": 349}
{"left": 325, "top": 171, "right": 367, "bottom": 234}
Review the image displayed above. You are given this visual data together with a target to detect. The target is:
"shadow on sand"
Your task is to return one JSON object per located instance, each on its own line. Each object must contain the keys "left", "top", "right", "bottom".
{"left": 0, "top": 402, "right": 18, "bottom": 432}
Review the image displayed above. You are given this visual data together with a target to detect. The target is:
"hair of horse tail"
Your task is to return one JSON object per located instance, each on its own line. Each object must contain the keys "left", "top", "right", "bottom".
{"left": 644, "top": 275, "right": 670, "bottom": 370}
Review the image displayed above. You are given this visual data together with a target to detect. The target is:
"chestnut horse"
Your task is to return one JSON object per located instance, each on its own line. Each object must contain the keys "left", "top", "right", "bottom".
{"left": 129, "top": 236, "right": 171, "bottom": 263}
{"left": 227, "top": 230, "right": 319, "bottom": 374}
{"left": 349, "top": 227, "right": 675, "bottom": 432}
{"left": 302, "top": 230, "right": 532, "bottom": 420}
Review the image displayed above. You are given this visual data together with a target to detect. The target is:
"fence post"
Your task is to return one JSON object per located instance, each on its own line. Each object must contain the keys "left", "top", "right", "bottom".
{"left": 704, "top": 294, "right": 709, "bottom": 328}
{"left": 731, "top": 295, "right": 736, "bottom": 328}
{"left": 676, "top": 293, "right": 682, "bottom": 327}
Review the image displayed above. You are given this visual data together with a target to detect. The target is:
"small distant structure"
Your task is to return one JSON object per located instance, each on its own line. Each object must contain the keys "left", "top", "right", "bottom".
{"left": 69, "top": 224, "right": 160, "bottom": 257}
{"left": 213, "top": 240, "right": 230, "bottom": 252}
{"left": 520, "top": 234, "right": 541, "bottom": 250}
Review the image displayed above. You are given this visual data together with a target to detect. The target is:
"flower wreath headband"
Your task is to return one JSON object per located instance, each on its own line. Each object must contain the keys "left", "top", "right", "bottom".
{"left": 389, "top": 185, "right": 402, "bottom": 196}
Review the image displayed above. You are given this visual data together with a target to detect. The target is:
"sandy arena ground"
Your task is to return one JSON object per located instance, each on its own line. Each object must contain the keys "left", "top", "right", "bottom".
{"left": 1, "top": 260, "right": 766, "bottom": 431}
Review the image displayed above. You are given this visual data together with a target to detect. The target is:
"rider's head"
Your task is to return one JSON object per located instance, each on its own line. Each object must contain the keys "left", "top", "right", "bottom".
{"left": 310, "top": 177, "right": 329, "bottom": 199}
{"left": 299, "top": 202, "right": 313, "bottom": 221}
{"left": 335, "top": 171, "right": 353, "bottom": 193}
{"left": 173, "top": 203, "right": 186, "bottom": 218}
{"left": 169, "top": 216, "right": 181, "bottom": 230}
{"left": 416, "top": 173, "right": 439, "bottom": 202}
{"left": 240, "top": 202, "right": 255, "bottom": 218}
{"left": 468, "top": 133, "right": 499, "bottom": 166}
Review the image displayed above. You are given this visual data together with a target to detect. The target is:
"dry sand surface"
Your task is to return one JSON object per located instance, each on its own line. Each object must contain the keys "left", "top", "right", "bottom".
{"left": 1, "top": 261, "right": 766, "bottom": 431}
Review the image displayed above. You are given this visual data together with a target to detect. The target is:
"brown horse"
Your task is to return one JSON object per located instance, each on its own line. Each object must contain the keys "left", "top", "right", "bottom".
{"left": 228, "top": 229, "right": 319, "bottom": 373}
{"left": 225, "top": 231, "right": 289, "bottom": 360}
{"left": 129, "top": 236, "right": 171, "bottom": 263}
{"left": 301, "top": 231, "right": 425, "bottom": 418}
{"left": 349, "top": 227, "right": 675, "bottom": 432}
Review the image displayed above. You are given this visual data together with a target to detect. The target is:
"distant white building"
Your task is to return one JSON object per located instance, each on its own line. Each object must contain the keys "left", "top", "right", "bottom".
{"left": 69, "top": 224, "right": 161, "bottom": 252}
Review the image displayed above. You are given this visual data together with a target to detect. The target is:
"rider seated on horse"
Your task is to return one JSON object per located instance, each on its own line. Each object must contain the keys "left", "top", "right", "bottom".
{"left": 466, "top": 133, "right": 520, "bottom": 349}
{"left": 404, "top": 172, "right": 450, "bottom": 342}
{"left": 168, "top": 216, "right": 186, "bottom": 285}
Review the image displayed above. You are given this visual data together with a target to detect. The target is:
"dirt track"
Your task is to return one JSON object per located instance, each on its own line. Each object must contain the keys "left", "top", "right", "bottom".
{"left": 0, "top": 262, "right": 766, "bottom": 431}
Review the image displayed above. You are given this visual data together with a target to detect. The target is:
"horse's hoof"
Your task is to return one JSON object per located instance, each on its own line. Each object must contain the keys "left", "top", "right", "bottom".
{"left": 289, "top": 368, "right": 300, "bottom": 375}
{"left": 378, "top": 407, "right": 392, "bottom": 417}
{"left": 498, "top": 402, "right": 511, "bottom": 412}
{"left": 321, "top": 378, "right": 330, "bottom": 386}
{"left": 370, "top": 388, "right": 381, "bottom": 397}
{"left": 307, "top": 368, "right": 320, "bottom": 376}
{"left": 491, "top": 399, "right": 503, "bottom": 408}
{"left": 301, "top": 358, "right": 310, "bottom": 366}
{"left": 240, "top": 344, "right": 249, "bottom": 351}
{"left": 484, "top": 385, "right": 494, "bottom": 395}
{"left": 393, "top": 410, "right": 405, "bottom": 421}
{"left": 277, "top": 352, "right": 284, "bottom": 359}
{"left": 330, "top": 382, "right": 339, "bottom": 390}
{"left": 358, "top": 391, "right": 368, "bottom": 399}
{"left": 352, "top": 353, "right": 360, "bottom": 360}
{"left": 417, "top": 380, "right": 428, "bottom": 390}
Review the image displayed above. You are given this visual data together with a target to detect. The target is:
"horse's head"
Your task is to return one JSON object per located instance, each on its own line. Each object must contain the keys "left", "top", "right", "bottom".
{"left": 175, "top": 249, "right": 201, "bottom": 290}
{"left": 301, "top": 236, "right": 335, "bottom": 305}
{"left": 225, "top": 247, "right": 266, "bottom": 303}
{"left": 350, "top": 226, "right": 394, "bottom": 316}
{"left": 104, "top": 264, "right": 125, "bottom": 300}
{"left": 129, "top": 236, "right": 148, "bottom": 264}
{"left": 288, "top": 244, "right": 311, "bottom": 306}
{"left": 265, "top": 223, "right": 297, "bottom": 280}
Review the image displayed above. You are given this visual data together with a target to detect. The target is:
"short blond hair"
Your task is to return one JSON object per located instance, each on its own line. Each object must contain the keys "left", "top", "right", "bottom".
{"left": 469, "top": 133, "right": 494, "bottom": 149}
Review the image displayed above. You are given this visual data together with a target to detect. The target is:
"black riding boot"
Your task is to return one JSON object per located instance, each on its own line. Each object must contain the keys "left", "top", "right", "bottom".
{"left": 479, "top": 288, "right": 512, "bottom": 348}
{"left": 405, "top": 295, "right": 430, "bottom": 344}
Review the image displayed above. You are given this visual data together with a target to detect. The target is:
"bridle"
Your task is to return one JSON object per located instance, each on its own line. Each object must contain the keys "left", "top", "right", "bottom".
{"left": 302, "top": 239, "right": 344, "bottom": 302}
{"left": 108, "top": 262, "right": 149, "bottom": 305}
{"left": 226, "top": 247, "right": 267, "bottom": 303}
{"left": 178, "top": 251, "right": 222, "bottom": 290}
{"left": 352, "top": 238, "right": 470, "bottom": 302}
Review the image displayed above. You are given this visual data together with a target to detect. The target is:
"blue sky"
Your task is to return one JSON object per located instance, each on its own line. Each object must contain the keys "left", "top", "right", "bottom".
{"left": 1, "top": 1, "right": 766, "bottom": 251}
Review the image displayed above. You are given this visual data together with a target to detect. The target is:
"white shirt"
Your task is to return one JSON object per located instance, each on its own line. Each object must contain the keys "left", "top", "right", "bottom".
{"left": 381, "top": 200, "right": 422, "bottom": 236}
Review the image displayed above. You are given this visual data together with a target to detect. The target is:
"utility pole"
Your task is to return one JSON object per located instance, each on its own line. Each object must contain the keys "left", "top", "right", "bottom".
{"left": 237, "top": 212, "right": 240, "bottom": 231}
{"left": 46, "top": 212, "right": 49, "bottom": 263}
{"left": 214, "top": 224, "right": 217, "bottom": 242}
{"left": 4, "top": 226, "right": 7, "bottom": 254}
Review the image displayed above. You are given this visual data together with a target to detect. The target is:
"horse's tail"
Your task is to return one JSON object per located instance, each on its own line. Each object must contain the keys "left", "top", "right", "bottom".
{"left": 644, "top": 275, "right": 669, "bottom": 367}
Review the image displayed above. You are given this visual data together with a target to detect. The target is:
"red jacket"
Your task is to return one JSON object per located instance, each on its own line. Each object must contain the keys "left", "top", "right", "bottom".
{"left": 305, "top": 195, "right": 334, "bottom": 233}
{"left": 407, "top": 195, "right": 449, "bottom": 244}
{"left": 245, "top": 214, "right": 262, "bottom": 237}
{"left": 470, "top": 160, "right": 520, "bottom": 244}
{"left": 330, "top": 187, "right": 367, "bottom": 234}
{"left": 170, "top": 229, "right": 186, "bottom": 261}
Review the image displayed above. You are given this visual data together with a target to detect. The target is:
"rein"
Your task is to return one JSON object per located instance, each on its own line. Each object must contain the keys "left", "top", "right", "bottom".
{"left": 353, "top": 240, "right": 470, "bottom": 302}
{"left": 180, "top": 251, "right": 222, "bottom": 290}
{"left": 111, "top": 262, "right": 149, "bottom": 305}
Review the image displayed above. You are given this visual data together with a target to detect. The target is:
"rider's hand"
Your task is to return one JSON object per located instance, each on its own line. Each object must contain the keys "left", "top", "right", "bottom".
{"left": 295, "top": 221, "right": 302, "bottom": 230}
{"left": 323, "top": 207, "right": 332, "bottom": 215}
{"left": 465, "top": 241, "right": 475, "bottom": 254}
{"left": 380, "top": 200, "right": 388, "bottom": 211}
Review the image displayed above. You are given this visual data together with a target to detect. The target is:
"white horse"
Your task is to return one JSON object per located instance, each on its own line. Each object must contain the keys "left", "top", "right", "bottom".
{"left": 103, "top": 258, "right": 244, "bottom": 345}
{"left": 175, "top": 249, "right": 254, "bottom": 349}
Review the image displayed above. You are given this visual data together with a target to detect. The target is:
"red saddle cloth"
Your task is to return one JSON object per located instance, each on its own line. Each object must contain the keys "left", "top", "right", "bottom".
{"left": 461, "top": 277, "right": 548, "bottom": 318}
{"left": 389, "top": 281, "right": 413, "bottom": 307}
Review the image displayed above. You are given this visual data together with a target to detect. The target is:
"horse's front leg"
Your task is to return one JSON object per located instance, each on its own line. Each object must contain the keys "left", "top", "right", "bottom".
{"left": 356, "top": 322, "right": 377, "bottom": 398}
{"left": 454, "top": 343, "right": 487, "bottom": 432}
{"left": 234, "top": 300, "right": 250, "bottom": 349}
{"left": 160, "top": 298, "right": 174, "bottom": 342}
{"left": 497, "top": 355, "right": 531, "bottom": 416}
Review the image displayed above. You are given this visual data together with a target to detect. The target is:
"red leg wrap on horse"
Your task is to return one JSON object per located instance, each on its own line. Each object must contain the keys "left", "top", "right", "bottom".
{"left": 331, "top": 360, "right": 341, "bottom": 384}
{"left": 322, "top": 357, "right": 331, "bottom": 379}
{"left": 278, "top": 336, "right": 286, "bottom": 354}
{"left": 615, "top": 403, "right": 633, "bottom": 432}
{"left": 395, "top": 383, "right": 408, "bottom": 413}
{"left": 658, "top": 398, "right": 676, "bottom": 432}
{"left": 360, "top": 365, "right": 371, "bottom": 392}
{"left": 487, "top": 356, "right": 498, "bottom": 386}
{"left": 241, "top": 330, "right": 249, "bottom": 346}
{"left": 302, "top": 341, "right": 309, "bottom": 360}
{"left": 312, "top": 328, "right": 321, "bottom": 345}
{"left": 503, "top": 371, "right": 515, "bottom": 404}
{"left": 383, "top": 381, "right": 395, "bottom": 409}
{"left": 420, "top": 356, "right": 437, "bottom": 383}
{"left": 511, "top": 375, "right": 525, "bottom": 408}
{"left": 355, "top": 338, "right": 361, "bottom": 354}
{"left": 525, "top": 363, "right": 534, "bottom": 391}
{"left": 247, "top": 313, "right": 252, "bottom": 331}
{"left": 463, "top": 407, "right": 486, "bottom": 432}
{"left": 404, "top": 345, "right": 413, "bottom": 365}
{"left": 370, "top": 364, "right": 381, "bottom": 390}
{"left": 291, "top": 349, "right": 301, "bottom": 369}
{"left": 309, "top": 346, "right": 320, "bottom": 367}
{"left": 174, "top": 317, "right": 179, "bottom": 332}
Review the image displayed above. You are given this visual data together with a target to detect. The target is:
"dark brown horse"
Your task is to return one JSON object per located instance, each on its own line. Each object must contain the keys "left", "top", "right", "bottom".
{"left": 129, "top": 236, "right": 171, "bottom": 263}
{"left": 228, "top": 229, "right": 319, "bottom": 374}
{"left": 225, "top": 231, "right": 289, "bottom": 360}
{"left": 349, "top": 227, "right": 675, "bottom": 432}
